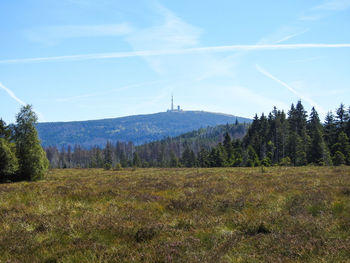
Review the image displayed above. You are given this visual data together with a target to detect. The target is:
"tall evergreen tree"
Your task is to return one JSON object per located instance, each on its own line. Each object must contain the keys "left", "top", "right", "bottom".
{"left": 223, "top": 132, "right": 233, "bottom": 165}
{"left": 14, "top": 105, "right": 48, "bottom": 181}
{"left": 198, "top": 148, "right": 209, "bottom": 167}
{"left": 346, "top": 106, "right": 350, "bottom": 139}
{"left": 336, "top": 103, "right": 347, "bottom": 132}
{"left": 333, "top": 132, "right": 350, "bottom": 164}
{"left": 133, "top": 152, "right": 141, "bottom": 167}
{"left": 169, "top": 151, "right": 179, "bottom": 167}
{"left": 307, "top": 107, "right": 327, "bottom": 164}
{"left": 324, "top": 111, "right": 338, "bottom": 154}
{"left": 181, "top": 147, "right": 196, "bottom": 167}
{"left": 104, "top": 141, "right": 113, "bottom": 167}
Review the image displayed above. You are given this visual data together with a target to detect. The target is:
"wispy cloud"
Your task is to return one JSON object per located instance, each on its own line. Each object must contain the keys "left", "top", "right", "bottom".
{"left": 1, "top": 43, "right": 350, "bottom": 65}
{"left": 126, "top": 3, "right": 202, "bottom": 75}
{"left": 275, "top": 29, "right": 310, "bottom": 43}
{"left": 299, "top": 0, "right": 350, "bottom": 21}
{"left": 255, "top": 64, "right": 326, "bottom": 114}
{"left": 313, "top": 0, "right": 350, "bottom": 11}
{"left": 0, "top": 82, "right": 26, "bottom": 105}
{"left": 0, "top": 82, "right": 46, "bottom": 121}
{"left": 25, "top": 23, "right": 133, "bottom": 44}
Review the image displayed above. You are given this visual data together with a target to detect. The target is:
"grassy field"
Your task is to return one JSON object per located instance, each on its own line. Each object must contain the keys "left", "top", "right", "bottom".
{"left": 0, "top": 167, "right": 349, "bottom": 263}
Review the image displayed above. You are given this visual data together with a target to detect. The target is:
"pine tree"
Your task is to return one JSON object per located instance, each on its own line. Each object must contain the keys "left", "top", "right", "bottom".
{"left": 104, "top": 141, "right": 113, "bottom": 168}
{"left": 324, "top": 111, "right": 337, "bottom": 155}
{"left": 307, "top": 107, "right": 327, "bottom": 164}
{"left": 198, "top": 148, "right": 209, "bottom": 167}
{"left": 346, "top": 106, "right": 350, "bottom": 139}
{"left": 133, "top": 152, "right": 141, "bottom": 167}
{"left": 14, "top": 105, "right": 49, "bottom": 181}
{"left": 333, "top": 132, "right": 350, "bottom": 164}
{"left": 295, "top": 135, "right": 307, "bottom": 166}
{"left": 181, "top": 147, "right": 196, "bottom": 167}
{"left": 223, "top": 132, "right": 233, "bottom": 165}
{"left": 336, "top": 103, "right": 347, "bottom": 132}
{"left": 333, "top": 151, "right": 345, "bottom": 166}
{"left": 232, "top": 139, "right": 243, "bottom": 166}
{"left": 169, "top": 151, "right": 179, "bottom": 167}
{"left": 246, "top": 145, "right": 260, "bottom": 167}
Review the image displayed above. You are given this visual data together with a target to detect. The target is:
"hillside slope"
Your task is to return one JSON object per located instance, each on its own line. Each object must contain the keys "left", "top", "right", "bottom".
{"left": 37, "top": 111, "right": 251, "bottom": 148}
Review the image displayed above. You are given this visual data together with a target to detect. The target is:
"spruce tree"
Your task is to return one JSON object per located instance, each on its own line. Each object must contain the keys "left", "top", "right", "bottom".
{"left": 346, "top": 106, "right": 350, "bottom": 139}
{"left": 246, "top": 145, "right": 260, "bottom": 167}
{"left": 336, "top": 103, "right": 347, "bottom": 132}
{"left": 181, "top": 147, "right": 196, "bottom": 167}
{"left": 333, "top": 132, "right": 350, "bottom": 164}
{"left": 169, "top": 151, "right": 179, "bottom": 167}
{"left": 324, "top": 111, "right": 337, "bottom": 154}
{"left": 15, "top": 105, "right": 49, "bottom": 181}
{"left": 198, "top": 148, "right": 209, "bottom": 167}
{"left": 307, "top": 107, "right": 327, "bottom": 164}
{"left": 223, "top": 132, "right": 233, "bottom": 165}
{"left": 104, "top": 141, "right": 113, "bottom": 168}
{"left": 133, "top": 152, "right": 141, "bottom": 167}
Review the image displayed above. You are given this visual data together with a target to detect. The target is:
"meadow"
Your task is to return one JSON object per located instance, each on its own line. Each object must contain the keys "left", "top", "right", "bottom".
{"left": 0, "top": 167, "right": 349, "bottom": 263}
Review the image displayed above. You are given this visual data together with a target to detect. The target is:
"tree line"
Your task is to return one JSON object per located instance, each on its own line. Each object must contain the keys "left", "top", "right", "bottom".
{"left": 44, "top": 122, "right": 248, "bottom": 168}
{"left": 44, "top": 101, "right": 350, "bottom": 168}
{"left": 0, "top": 105, "right": 49, "bottom": 182}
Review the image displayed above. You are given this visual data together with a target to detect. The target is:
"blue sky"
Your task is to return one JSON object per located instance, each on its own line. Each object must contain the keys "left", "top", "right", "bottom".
{"left": 1, "top": 0, "right": 350, "bottom": 123}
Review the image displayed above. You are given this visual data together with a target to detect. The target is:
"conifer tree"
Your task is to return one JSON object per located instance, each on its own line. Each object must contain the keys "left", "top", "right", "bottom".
{"left": 198, "top": 148, "right": 209, "bottom": 167}
{"left": 133, "top": 152, "right": 141, "bottom": 167}
{"left": 181, "top": 147, "right": 196, "bottom": 167}
{"left": 307, "top": 107, "right": 327, "bottom": 164}
{"left": 14, "top": 105, "right": 48, "bottom": 181}
{"left": 333, "top": 132, "right": 350, "bottom": 164}
{"left": 246, "top": 145, "right": 260, "bottom": 167}
{"left": 324, "top": 111, "right": 337, "bottom": 154}
{"left": 169, "top": 151, "right": 179, "bottom": 167}
{"left": 232, "top": 139, "right": 243, "bottom": 166}
{"left": 346, "top": 106, "right": 350, "bottom": 139}
{"left": 336, "top": 103, "right": 347, "bottom": 132}
{"left": 223, "top": 132, "right": 233, "bottom": 165}
{"left": 104, "top": 141, "right": 113, "bottom": 168}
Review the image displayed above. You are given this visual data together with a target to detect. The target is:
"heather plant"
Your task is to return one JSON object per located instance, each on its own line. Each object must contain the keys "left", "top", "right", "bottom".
{"left": 0, "top": 167, "right": 349, "bottom": 262}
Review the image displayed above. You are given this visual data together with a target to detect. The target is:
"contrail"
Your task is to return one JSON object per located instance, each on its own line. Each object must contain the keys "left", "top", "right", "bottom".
{"left": 0, "top": 82, "right": 26, "bottom": 105}
{"left": 1, "top": 43, "right": 350, "bottom": 64}
{"left": 255, "top": 64, "right": 326, "bottom": 114}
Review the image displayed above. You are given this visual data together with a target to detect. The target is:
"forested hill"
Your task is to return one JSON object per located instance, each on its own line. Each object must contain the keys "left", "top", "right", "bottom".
{"left": 36, "top": 111, "right": 251, "bottom": 148}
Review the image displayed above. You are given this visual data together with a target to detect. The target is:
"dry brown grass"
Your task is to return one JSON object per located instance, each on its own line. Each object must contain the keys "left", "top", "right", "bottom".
{"left": 0, "top": 167, "right": 349, "bottom": 262}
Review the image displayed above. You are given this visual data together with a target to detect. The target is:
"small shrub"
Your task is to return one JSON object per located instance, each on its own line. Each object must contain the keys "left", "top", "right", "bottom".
{"left": 280, "top": 157, "right": 292, "bottom": 166}
{"left": 261, "top": 157, "right": 272, "bottom": 167}
{"left": 113, "top": 163, "right": 122, "bottom": 171}
{"left": 103, "top": 163, "right": 112, "bottom": 170}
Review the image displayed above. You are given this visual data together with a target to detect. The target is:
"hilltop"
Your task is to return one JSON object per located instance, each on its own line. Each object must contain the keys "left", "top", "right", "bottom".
{"left": 36, "top": 111, "right": 251, "bottom": 148}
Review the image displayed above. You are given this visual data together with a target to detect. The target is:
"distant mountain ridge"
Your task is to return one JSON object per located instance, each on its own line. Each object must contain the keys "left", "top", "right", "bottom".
{"left": 36, "top": 111, "right": 251, "bottom": 148}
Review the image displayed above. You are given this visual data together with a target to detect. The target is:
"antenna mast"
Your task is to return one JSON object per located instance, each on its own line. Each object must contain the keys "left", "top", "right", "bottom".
{"left": 171, "top": 94, "right": 174, "bottom": 111}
